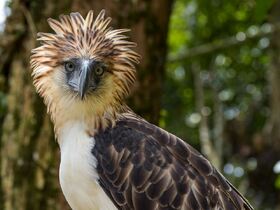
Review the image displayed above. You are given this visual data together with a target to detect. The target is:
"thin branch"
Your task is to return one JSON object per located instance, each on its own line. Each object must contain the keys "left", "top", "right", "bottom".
{"left": 192, "top": 62, "right": 221, "bottom": 169}
{"left": 169, "top": 22, "right": 280, "bottom": 61}
{"left": 209, "top": 70, "right": 224, "bottom": 162}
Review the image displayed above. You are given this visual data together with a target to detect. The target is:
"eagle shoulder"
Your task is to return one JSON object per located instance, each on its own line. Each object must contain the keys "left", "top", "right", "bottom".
{"left": 92, "top": 115, "right": 253, "bottom": 210}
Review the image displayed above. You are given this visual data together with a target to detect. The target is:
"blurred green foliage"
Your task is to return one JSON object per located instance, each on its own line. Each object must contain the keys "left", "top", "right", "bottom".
{"left": 0, "top": 92, "right": 7, "bottom": 116}
{"left": 162, "top": 0, "right": 277, "bottom": 209}
{"left": 164, "top": 0, "right": 271, "bottom": 144}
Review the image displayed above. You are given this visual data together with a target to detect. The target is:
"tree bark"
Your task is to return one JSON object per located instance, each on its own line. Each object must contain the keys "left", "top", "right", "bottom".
{"left": 0, "top": 0, "right": 173, "bottom": 209}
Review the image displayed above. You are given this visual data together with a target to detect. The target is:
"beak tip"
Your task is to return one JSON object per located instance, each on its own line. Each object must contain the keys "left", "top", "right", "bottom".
{"left": 79, "top": 92, "right": 85, "bottom": 100}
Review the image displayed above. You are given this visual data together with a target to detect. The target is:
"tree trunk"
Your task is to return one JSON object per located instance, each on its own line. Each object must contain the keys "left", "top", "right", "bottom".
{"left": 0, "top": 0, "right": 173, "bottom": 209}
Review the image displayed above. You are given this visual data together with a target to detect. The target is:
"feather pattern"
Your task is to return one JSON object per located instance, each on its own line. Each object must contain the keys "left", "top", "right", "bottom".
{"left": 31, "top": 10, "right": 139, "bottom": 94}
{"left": 92, "top": 113, "right": 254, "bottom": 210}
{"left": 30, "top": 10, "right": 254, "bottom": 210}
{"left": 30, "top": 11, "right": 140, "bottom": 133}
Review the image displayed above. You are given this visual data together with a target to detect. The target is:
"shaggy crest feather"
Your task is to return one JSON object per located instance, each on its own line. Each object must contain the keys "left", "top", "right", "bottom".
{"left": 30, "top": 10, "right": 139, "bottom": 96}
{"left": 30, "top": 10, "right": 140, "bottom": 134}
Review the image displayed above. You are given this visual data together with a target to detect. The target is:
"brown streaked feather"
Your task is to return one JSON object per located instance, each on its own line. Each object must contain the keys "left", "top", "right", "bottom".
{"left": 84, "top": 10, "right": 94, "bottom": 27}
{"left": 93, "top": 113, "right": 254, "bottom": 210}
{"left": 30, "top": 10, "right": 140, "bottom": 99}
{"left": 30, "top": 11, "right": 140, "bottom": 134}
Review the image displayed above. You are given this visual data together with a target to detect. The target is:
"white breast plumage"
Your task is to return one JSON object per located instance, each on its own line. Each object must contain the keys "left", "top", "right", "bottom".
{"left": 58, "top": 121, "right": 117, "bottom": 210}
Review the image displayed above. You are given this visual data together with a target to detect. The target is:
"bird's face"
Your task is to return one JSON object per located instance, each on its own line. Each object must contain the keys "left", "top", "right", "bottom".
{"left": 63, "top": 58, "right": 107, "bottom": 99}
{"left": 31, "top": 10, "right": 139, "bottom": 120}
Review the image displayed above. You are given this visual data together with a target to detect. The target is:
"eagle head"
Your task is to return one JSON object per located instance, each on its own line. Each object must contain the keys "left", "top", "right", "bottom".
{"left": 30, "top": 10, "right": 139, "bottom": 128}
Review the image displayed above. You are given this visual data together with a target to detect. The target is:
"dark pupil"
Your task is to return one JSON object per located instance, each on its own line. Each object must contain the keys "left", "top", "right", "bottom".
{"left": 66, "top": 62, "right": 74, "bottom": 71}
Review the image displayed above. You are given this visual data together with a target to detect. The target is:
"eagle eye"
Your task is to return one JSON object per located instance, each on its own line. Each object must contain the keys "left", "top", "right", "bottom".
{"left": 65, "top": 61, "right": 75, "bottom": 72}
{"left": 95, "top": 65, "right": 105, "bottom": 76}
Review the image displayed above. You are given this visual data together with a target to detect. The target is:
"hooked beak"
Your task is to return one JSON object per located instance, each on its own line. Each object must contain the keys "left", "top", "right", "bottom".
{"left": 66, "top": 59, "right": 99, "bottom": 99}
{"left": 79, "top": 66, "right": 90, "bottom": 99}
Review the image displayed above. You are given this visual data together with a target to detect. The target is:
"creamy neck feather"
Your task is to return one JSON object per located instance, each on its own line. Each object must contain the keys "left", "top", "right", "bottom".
{"left": 44, "top": 87, "right": 125, "bottom": 139}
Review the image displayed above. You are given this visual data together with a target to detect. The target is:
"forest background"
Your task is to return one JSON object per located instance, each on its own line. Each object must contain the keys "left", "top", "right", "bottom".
{"left": 0, "top": 0, "right": 279, "bottom": 209}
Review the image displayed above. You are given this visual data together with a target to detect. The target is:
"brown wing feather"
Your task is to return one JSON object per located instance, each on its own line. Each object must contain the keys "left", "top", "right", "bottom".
{"left": 93, "top": 114, "right": 253, "bottom": 210}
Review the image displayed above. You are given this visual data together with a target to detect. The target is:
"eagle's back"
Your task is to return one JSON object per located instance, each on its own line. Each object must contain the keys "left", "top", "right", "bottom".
{"left": 93, "top": 114, "right": 253, "bottom": 210}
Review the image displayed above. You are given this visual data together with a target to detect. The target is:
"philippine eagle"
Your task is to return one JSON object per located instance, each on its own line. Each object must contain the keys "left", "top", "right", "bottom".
{"left": 30, "top": 10, "right": 253, "bottom": 210}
